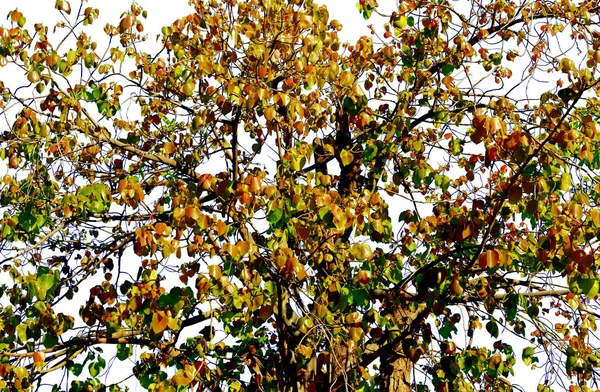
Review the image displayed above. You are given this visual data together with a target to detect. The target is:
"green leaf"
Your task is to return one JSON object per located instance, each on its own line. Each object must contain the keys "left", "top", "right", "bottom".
{"left": 79, "top": 183, "right": 111, "bottom": 213}
{"left": 264, "top": 281, "right": 276, "bottom": 295}
{"left": 486, "top": 320, "right": 499, "bottom": 338}
{"left": 363, "top": 144, "right": 378, "bottom": 162}
{"left": 18, "top": 207, "right": 38, "bottom": 234}
{"left": 267, "top": 208, "right": 283, "bottom": 225}
{"left": 522, "top": 164, "right": 537, "bottom": 177}
{"left": 158, "top": 287, "right": 182, "bottom": 308}
{"left": 343, "top": 96, "right": 359, "bottom": 115}
{"left": 439, "top": 320, "right": 456, "bottom": 339}
{"left": 116, "top": 344, "right": 132, "bottom": 361}
{"left": 441, "top": 63, "right": 454, "bottom": 76}
{"left": 350, "top": 288, "right": 369, "bottom": 307}
{"left": 580, "top": 278, "right": 600, "bottom": 298}
{"left": 434, "top": 174, "right": 451, "bottom": 193}
{"left": 43, "top": 333, "right": 58, "bottom": 349}
{"left": 16, "top": 324, "right": 27, "bottom": 344}
{"left": 522, "top": 346, "right": 537, "bottom": 366}
{"left": 69, "top": 363, "right": 83, "bottom": 376}
{"left": 505, "top": 294, "right": 518, "bottom": 321}
{"left": 339, "top": 287, "right": 350, "bottom": 312}
{"left": 89, "top": 360, "right": 104, "bottom": 377}
{"left": 38, "top": 274, "right": 55, "bottom": 300}
{"left": 388, "top": 267, "right": 402, "bottom": 284}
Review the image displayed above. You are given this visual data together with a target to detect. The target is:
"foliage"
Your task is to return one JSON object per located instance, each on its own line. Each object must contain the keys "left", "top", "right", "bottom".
{"left": 1, "top": 0, "right": 600, "bottom": 391}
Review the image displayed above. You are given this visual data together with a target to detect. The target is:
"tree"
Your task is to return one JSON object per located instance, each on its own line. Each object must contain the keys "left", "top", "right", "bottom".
{"left": 2, "top": 0, "right": 600, "bottom": 390}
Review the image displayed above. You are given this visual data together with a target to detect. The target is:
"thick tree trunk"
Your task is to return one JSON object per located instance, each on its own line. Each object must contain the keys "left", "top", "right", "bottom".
{"left": 330, "top": 340, "right": 357, "bottom": 389}
{"left": 380, "top": 351, "right": 412, "bottom": 392}
{"left": 378, "top": 301, "right": 427, "bottom": 391}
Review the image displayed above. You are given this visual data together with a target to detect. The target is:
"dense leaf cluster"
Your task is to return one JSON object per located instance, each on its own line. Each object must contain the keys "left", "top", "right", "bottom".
{"left": 1, "top": 0, "right": 600, "bottom": 391}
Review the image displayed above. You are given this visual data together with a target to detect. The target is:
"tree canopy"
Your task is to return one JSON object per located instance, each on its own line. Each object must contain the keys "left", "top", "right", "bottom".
{"left": 2, "top": 0, "right": 600, "bottom": 391}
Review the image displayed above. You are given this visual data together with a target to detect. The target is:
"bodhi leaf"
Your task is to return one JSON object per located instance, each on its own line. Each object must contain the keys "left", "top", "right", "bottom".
{"left": 350, "top": 243, "right": 373, "bottom": 261}
{"left": 37, "top": 274, "right": 55, "bottom": 300}
{"left": 78, "top": 183, "right": 112, "bottom": 213}
{"left": 340, "top": 149, "right": 354, "bottom": 166}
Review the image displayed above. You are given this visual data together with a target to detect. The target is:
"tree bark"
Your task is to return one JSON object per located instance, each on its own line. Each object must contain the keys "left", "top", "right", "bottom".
{"left": 378, "top": 300, "right": 428, "bottom": 392}
{"left": 380, "top": 350, "right": 412, "bottom": 392}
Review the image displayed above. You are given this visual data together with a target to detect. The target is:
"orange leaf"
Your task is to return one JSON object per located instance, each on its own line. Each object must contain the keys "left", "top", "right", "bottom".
{"left": 216, "top": 219, "right": 227, "bottom": 236}
{"left": 237, "top": 240, "right": 250, "bottom": 255}
{"left": 478, "top": 250, "right": 500, "bottom": 269}
{"left": 486, "top": 145, "right": 498, "bottom": 163}
{"left": 154, "top": 222, "right": 167, "bottom": 235}
{"left": 257, "top": 65, "right": 267, "bottom": 78}
{"left": 173, "top": 207, "right": 185, "bottom": 222}
{"left": 249, "top": 175, "right": 261, "bottom": 193}
{"left": 198, "top": 173, "right": 214, "bottom": 190}
{"left": 152, "top": 311, "right": 169, "bottom": 334}
{"left": 164, "top": 142, "right": 176, "bottom": 155}
{"left": 461, "top": 224, "right": 472, "bottom": 240}
{"left": 33, "top": 351, "right": 45, "bottom": 363}
{"left": 185, "top": 206, "right": 201, "bottom": 222}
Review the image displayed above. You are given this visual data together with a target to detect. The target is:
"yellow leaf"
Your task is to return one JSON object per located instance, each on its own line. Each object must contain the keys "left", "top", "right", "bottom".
{"left": 291, "top": 154, "right": 306, "bottom": 171}
{"left": 372, "top": 219, "right": 384, "bottom": 233}
{"left": 559, "top": 173, "right": 571, "bottom": 192}
{"left": 571, "top": 203, "right": 582, "bottom": 219}
{"left": 340, "top": 149, "right": 354, "bottom": 166}
{"left": 350, "top": 243, "right": 373, "bottom": 261}
{"left": 339, "top": 71, "right": 355, "bottom": 86}
{"left": 257, "top": 88, "right": 270, "bottom": 100}
{"left": 168, "top": 316, "right": 181, "bottom": 331}
{"left": 264, "top": 106, "right": 276, "bottom": 121}
{"left": 198, "top": 214, "right": 210, "bottom": 230}
{"left": 208, "top": 264, "right": 222, "bottom": 279}
{"left": 294, "top": 262, "right": 307, "bottom": 280}
{"left": 591, "top": 209, "right": 600, "bottom": 227}
{"left": 274, "top": 92, "right": 290, "bottom": 107}
{"left": 164, "top": 142, "right": 176, "bottom": 155}
{"left": 172, "top": 369, "right": 192, "bottom": 386}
